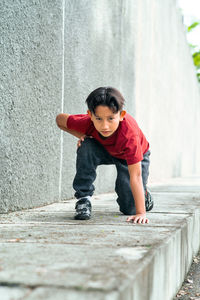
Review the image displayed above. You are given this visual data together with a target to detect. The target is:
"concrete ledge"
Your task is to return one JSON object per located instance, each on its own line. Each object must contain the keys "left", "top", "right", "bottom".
{"left": 0, "top": 177, "right": 200, "bottom": 299}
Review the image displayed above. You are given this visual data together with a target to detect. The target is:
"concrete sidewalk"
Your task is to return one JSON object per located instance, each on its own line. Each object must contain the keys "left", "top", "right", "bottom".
{"left": 0, "top": 177, "right": 200, "bottom": 300}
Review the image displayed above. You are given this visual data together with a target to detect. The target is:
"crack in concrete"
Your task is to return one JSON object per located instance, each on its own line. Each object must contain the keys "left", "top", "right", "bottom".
{"left": 0, "top": 281, "right": 115, "bottom": 293}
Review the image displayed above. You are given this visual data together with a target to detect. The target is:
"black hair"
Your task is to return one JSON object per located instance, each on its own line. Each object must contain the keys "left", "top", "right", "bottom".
{"left": 85, "top": 87, "right": 125, "bottom": 114}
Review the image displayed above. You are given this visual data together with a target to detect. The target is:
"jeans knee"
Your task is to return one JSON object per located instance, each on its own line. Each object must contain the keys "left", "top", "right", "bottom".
{"left": 77, "top": 138, "right": 95, "bottom": 154}
{"left": 116, "top": 197, "right": 136, "bottom": 215}
{"left": 119, "top": 206, "right": 136, "bottom": 216}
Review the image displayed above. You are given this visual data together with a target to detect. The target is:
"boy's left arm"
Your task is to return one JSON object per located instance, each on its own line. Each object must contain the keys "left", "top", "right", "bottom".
{"left": 126, "top": 162, "right": 149, "bottom": 224}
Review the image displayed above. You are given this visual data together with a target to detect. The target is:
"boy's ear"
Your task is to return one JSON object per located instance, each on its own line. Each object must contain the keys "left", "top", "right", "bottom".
{"left": 87, "top": 110, "right": 92, "bottom": 118}
{"left": 120, "top": 110, "right": 126, "bottom": 121}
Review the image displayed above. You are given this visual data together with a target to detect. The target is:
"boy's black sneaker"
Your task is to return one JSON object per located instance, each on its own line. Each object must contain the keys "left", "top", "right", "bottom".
{"left": 74, "top": 198, "right": 92, "bottom": 220}
{"left": 145, "top": 189, "right": 153, "bottom": 211}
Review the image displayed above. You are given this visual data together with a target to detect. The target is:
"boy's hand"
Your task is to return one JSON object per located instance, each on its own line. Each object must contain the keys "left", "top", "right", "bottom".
{"left": 126, "top": 214, "right": 149, "bottom": 224}
{"left": 77, "top": 135, "right": 93, "bottom": 148}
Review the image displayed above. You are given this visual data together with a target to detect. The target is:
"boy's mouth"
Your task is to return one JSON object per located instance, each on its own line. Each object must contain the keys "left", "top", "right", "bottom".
{"left": 101, "top": 131, "right": 112, "bottom": 135}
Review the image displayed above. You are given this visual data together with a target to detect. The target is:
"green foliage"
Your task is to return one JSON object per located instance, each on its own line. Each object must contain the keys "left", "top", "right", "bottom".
{"left": 187, "top": 22, "right": 200, "bottom": 32}
{"left": 193, "top": 52, "right": 200, "bottom": 69}
{"left": 189, "top": 43, "right": 198, "bottom": 49}
{"left": 193, "top": 51, "right": 200, "bottom": 82}
{"left": 187, "top": 22, "right": 200, "bottom": 82}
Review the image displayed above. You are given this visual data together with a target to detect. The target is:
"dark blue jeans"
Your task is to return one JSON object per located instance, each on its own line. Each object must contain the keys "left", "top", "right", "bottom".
{"left": 73, "top": 138, "right": 150, "bottom": 215}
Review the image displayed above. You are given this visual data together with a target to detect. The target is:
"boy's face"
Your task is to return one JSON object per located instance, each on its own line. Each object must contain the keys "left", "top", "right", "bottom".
{"left": 88, "top": 105, "right": 126, "bottom": 138}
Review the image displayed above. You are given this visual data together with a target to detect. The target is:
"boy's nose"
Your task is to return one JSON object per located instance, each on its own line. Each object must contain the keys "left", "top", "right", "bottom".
{"left": 102, "top": 121, "right": 109, "bottom": 129}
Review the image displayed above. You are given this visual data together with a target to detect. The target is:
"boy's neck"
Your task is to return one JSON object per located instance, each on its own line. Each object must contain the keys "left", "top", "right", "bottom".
{"left": 98, "top": 132, "right": 109, "bottom": 140}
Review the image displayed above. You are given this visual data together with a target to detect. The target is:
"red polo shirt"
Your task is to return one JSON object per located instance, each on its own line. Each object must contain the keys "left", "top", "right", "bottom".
{"left": 67, "top": 113, "right": 149, "bottom": 165}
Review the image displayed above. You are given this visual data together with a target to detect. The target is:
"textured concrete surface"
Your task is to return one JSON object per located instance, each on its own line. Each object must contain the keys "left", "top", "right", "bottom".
{"left": 0, "top": 177, "right": 199, "bottom": 299}
{"left": 134, "top": 0, "right": 200, "bottom": 181}
{"left": 0, "top": 0, "right": 62, "bottom": 211}
{"left": 1, "top": 0, "right": 200, "bottom": 211}
{"left": 61, "top": 0, "right": 136, "bottom": 199}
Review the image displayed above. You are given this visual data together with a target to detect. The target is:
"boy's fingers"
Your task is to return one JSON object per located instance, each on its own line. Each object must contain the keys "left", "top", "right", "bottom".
{"left": 77, "top": 140, "right": 82, "bottom": 148}
{"left": 77, "top": 135, "right": 87, "bottom": 148}
{"left": 127, "top": 216, "right": 138, "bottom": 223}
{"left": 126, "top": 216, "right": 149, "bottom": 224}
{"left": 77, "top": 135, "right": 93, "bottom": 148}
{"left": 131, "top": 217, "right": 138, "bottom": 223}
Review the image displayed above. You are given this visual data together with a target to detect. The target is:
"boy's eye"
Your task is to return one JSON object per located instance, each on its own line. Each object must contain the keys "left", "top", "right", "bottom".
{"left": 96, "top": 117, "right": 101, "bottom": 121}
{"left": 109, "top": 117, "right": 114, "bottom": 121}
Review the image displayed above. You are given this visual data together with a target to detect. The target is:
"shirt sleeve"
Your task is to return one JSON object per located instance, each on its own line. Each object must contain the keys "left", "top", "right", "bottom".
{"left": 124, "top": 135, "right": 144, "bottom": 165}
{"left": 67, "top": 114, "right": 91, "bottom": 134}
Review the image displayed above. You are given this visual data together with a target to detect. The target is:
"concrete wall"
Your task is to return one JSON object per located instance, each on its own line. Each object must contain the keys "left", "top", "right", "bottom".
{"left": 1, "top": 0, "right": 200, "bottom": 212}
{"left": 0, "top": 1, "right": 63, "bottom": 212}
{"left": 133, "top": 0, "right": 200, "bottom": 182}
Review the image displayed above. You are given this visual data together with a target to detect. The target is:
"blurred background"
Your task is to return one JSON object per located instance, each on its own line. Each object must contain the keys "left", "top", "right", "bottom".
{"left": 178, "top": 0, "right": 200, "bottom": 82}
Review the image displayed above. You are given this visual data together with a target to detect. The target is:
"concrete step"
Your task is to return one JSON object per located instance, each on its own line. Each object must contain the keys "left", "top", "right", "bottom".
{"left": 0, "top": 177, "right": 200, "bottom": 300}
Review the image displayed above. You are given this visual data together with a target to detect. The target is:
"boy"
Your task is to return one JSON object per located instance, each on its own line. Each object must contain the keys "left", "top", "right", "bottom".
{"left": 56, "top": 87, "right": 153, "bottom": 224}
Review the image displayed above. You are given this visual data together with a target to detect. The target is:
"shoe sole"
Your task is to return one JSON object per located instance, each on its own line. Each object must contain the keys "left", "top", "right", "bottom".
{"left": 74, "top": 215, "right": 91, "bottom": 220}
{"left": 146, "top": 202, "right": 154, "bottom": 212}
{"left": 145, "top": 191, "right": 154, "bottom": 212}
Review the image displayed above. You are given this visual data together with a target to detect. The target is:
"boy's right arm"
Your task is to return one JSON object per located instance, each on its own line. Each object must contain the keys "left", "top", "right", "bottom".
{"left": 56, "top": 113, "right": 84, "bottom": 139}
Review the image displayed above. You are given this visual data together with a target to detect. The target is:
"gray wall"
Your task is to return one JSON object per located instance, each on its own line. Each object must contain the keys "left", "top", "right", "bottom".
{"left": 1, "top": 0, "right": 200, "bottom": 212}
{"left": 133, "top": 0, "right": 200, "bottom": 182}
